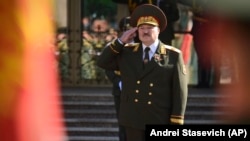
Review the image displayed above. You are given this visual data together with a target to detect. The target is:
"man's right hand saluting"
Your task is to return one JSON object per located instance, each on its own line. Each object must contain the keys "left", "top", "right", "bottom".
{"left": 119, "top": 27, "right": 137, "bottom": 44}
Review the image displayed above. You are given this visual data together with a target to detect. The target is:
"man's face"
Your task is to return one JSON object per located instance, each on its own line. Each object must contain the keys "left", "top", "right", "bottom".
{"left": 138, "top": 24, "right": 160, "bottom": 45}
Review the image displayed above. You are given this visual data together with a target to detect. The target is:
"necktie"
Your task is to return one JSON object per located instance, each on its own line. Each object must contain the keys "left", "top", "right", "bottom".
{"left": 143, "top": 47, "right": 150, "bottom": 66}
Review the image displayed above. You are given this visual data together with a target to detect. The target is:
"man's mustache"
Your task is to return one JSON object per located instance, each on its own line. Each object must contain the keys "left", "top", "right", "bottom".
{"left": 143, "top": 33, "right": 150, "bottom": 36}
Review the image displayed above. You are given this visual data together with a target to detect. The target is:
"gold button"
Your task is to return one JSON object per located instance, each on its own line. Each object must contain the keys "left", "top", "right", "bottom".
{"left": 149, "top": 83, "right": 154, "bottom": 87}
{"left": 148, "top": 92, "right": 152, "bottom": 95}
{"left": 135, "top": 90, "right": 139, "bottom": 93}
{"left": 134, "top": 99, "right": 138, "bottom": 102}
{"left": 147, "top": 101, "right": 152, "bottom": 105}
{"left": 137, "top": 81, "right": 140, "bottom": 84}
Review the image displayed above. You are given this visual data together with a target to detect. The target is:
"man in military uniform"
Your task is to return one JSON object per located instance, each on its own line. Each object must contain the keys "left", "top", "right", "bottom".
{"left": 97, "top": 4, "right": 188, "bottom": 141}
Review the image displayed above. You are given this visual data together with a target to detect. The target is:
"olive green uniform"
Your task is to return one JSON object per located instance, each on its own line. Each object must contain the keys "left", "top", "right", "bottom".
{"left": 97, "top": 39, "right": 188, "bottom": 129}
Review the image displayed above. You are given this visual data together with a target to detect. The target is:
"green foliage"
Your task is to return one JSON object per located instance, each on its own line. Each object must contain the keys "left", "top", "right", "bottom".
{"left": 83, "top": 0, "right": 117, "bottom": 18}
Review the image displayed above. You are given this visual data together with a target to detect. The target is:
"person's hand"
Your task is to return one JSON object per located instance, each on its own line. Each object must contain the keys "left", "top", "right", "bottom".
{"left": 119, "top": 27, "right": 137, "bottom": 44}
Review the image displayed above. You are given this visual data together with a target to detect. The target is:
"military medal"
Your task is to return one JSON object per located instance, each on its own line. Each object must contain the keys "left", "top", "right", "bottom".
{"left": 144, "top": 59, "right": 149, "bottom": 64}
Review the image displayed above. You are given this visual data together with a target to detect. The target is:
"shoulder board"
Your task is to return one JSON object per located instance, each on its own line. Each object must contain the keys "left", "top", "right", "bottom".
{"left": 124, "top": 43, "right": 140, "bottom": 47}
{"left": 163, "top": 45, "right": 181, "bottom": 53}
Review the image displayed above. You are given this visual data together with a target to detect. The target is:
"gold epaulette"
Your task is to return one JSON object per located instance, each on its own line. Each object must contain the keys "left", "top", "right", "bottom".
{"left": 125, "top": 43, "right": 140, "bottom": 52}
{"left": 163, "top": 45, "right": 181, "bottom": 53}
{"left": 170, "top": 115, "right": 184, "bottom": 125}
{"left": 124, "top": 42, "right": 140, "bottom": 47}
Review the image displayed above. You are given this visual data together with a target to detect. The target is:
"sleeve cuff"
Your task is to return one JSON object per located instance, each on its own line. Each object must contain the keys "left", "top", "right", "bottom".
{"left": 109, "top": 39, "right": 124, "bottom": 54}
{"left": 170, "top": 115, "right": 184, "bottom": 125}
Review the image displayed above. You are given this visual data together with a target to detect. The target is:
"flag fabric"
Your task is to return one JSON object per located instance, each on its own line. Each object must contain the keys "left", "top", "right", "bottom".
{"left": 180, "top": 33, "right": 193, "bottom": 65}
{"left": 0, "top": 0, "right": 67, "bottom": 141}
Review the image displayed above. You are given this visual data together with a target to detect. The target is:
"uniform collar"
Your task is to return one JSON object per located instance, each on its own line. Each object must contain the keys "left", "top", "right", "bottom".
{"left": 142, "top": 39, "right": 159, "bottom": 53}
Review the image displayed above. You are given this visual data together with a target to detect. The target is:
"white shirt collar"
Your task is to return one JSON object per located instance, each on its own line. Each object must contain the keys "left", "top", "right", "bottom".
{"left": 142, "top": 39, "right": 159, "bottom": 53}
{"left": 142, "top": 39, "right": 159, "bottom": 60}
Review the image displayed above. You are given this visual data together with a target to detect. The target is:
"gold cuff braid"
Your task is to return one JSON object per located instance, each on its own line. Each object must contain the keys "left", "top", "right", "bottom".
{"left": 170, "top": 115, "right": 184, "bottom": 125}
{"left": 170, "top": 118, "right": 184, "bottom": 125}
{"left": 109, "top": 41, "right": 119, "bottom": 54}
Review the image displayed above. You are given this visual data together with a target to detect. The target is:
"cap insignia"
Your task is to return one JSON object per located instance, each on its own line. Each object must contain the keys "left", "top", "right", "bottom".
{"left": 137, "top": 16, "right": 159, "bottom": 27}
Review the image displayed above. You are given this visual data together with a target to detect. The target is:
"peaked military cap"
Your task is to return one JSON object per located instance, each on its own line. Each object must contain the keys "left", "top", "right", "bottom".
{"left": 130, "top": 4, "right": 167, "bottom": 32}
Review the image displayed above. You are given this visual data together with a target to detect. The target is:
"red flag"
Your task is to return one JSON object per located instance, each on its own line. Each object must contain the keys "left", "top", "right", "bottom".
{"left": 180, "top": 34, "right": 193, "bottom": 65}
{"left": 0, "top": 0, "right": 67, "bottom": 141}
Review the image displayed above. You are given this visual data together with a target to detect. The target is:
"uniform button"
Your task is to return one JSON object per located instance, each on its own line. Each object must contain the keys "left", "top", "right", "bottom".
{"left": 137, "top": 81, "right": 140, "bottom": 84}
{"left": 134, "top": 99, "right": 138, "bottom": 102}
{"left": 147, "top": 101, "right": 152, "bottom": 105}
{"left": 148, "top": 92, "right": 152, "bottom": 95}
{"left": 135, "top": 90, "right": 139, "bottom": 93}
{"left": 149, "top": 83, "right": 154, "bottom": 87}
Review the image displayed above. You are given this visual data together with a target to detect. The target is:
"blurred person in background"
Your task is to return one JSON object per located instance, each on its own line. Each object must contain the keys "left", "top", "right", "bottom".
{"left": 190, "top": 1, "right": 214, "bottom": 88}
{"left": 81, "top": 16, "right": 117, "bottom": 82}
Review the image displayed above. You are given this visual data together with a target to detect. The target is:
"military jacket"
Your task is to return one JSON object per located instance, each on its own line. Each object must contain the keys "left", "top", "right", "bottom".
{"left": 97, "top": 39, "right": 188, "bottom": 129}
